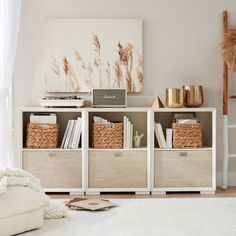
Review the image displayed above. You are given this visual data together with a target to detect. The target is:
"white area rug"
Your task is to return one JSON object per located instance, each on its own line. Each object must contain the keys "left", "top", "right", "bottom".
{"left": 23, "top": 198, "right": 236, "bottom": 236}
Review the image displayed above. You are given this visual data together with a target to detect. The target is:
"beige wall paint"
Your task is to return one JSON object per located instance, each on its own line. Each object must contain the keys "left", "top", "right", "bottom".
{"left": 13, "top": 0, "right": 236, "bottom": 185}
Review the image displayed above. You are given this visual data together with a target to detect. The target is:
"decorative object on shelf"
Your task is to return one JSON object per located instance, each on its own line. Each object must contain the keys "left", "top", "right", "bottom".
{"left": 172, "top": 123, "right": 203, "bottom": 148}
{"left": 183, "top": 85, "right": 203, "bottom": 107}
{"left": 39, "top": 96, "right": 84, "bottom": 108}
{"left": 133, "top": 131, "right": 144, "bottom": 148}
{"left": 26, "top": 123, "right": 59, "bottom": 148}
{"left": 92, "top": 88, "right": 127, "bottom": 108}
{"left": 92, "top": 117, "right": 123, "bottom": 148}
{"left": 221, "top": 26, "right": 236, "bottom": 72}
{"left": 44, "top": 18, "right": 142, "bottom": 92}
{"left": 152, "top": 96, "right": 164, "bottom": 108}
{"left": 166, "top": 88, "right": 184, "bottom": 108}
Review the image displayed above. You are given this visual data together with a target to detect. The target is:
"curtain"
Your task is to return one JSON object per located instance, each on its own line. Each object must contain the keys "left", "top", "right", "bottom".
{"left": 0, "top": 0, "right": 21, "bottom": 168}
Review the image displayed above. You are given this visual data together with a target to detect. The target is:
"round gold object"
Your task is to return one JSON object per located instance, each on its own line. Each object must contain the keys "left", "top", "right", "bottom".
{"left": 166, "top": 88, "right": 184, "bottom": 108}
{"left": 183, "top": 85, "right": 203, "bottom": 107}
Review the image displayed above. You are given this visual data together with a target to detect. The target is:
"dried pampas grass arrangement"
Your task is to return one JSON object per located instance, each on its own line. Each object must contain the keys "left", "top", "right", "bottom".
{"left": 222, "top": 27, "right": 236, "bottom": 72}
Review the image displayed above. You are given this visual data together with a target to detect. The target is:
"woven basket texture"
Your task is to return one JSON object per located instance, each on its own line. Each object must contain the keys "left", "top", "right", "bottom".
{"left": 26, "top": 123, "right": 59, "bottom": 148}
{"left": 92, "top": 123, "right": 123, "bottom": 148}
{"left": 172, "top": 123, "right": 203, "bottom": 148}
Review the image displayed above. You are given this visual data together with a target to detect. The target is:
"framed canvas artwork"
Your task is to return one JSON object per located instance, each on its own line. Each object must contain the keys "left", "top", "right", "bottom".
{"left": 44, "top": 18, "right": 143, "bottom": 93}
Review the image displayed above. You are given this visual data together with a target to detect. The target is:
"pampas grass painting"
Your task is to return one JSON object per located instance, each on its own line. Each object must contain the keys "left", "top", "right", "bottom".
{"left": 44, "top": 19, "right": 142, "bottom": 93}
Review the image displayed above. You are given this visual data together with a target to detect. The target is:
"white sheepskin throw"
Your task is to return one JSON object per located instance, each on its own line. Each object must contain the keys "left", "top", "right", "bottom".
{"left": 0, "top": 168, "right": 68, "bottom": 219}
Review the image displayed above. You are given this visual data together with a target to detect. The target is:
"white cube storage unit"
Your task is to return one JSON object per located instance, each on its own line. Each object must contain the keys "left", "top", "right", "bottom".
{"left": 151, "top": 108, "right": 216, "bottom": 195}
{"left": 20, "top": 108, "right": 85, "bottom": 194}
{"left": 20, "top": 107, "right": 216, "bottom": 195}
{"left": 86, "top": 108, "right": 151, "bottom": 194}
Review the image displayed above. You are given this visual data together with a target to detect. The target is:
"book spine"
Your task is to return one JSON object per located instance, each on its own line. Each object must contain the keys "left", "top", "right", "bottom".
{"left": 71, "top": 117, "right": 81, "bottom": 148}
{"left": 127, "top": 119, "right": 130, "bottom": 149}
{"left": 154, "top": 122, "right": 162, "bottom": 148}
{"left": 69, "top": 120, "right": 77, "bottom": 149}
{"left": 166, "top": 128, "right": 173, "bottom": 148}
{"left": 123, "top": 116, "right": 127, "bottom": 149}
{"left": 64, "top": 120, "right": 73, "bottom": 149}
{"left": 130, "top": 123, "right": 133, "bottom": 148}
{"left": 61, "top": 120, "right": 70, "bottom": 149}
{"left": 75, "top": 118, "right": 82, "bottom": 148}
{"left": 157, "top": 123, "right": 167, "bottom": 148}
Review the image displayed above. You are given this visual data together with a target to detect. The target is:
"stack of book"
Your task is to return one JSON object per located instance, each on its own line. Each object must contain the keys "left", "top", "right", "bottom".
{"left": 61, "top": 117, "right": 82, "bottom": 149}
{"left": 123, "top": 116, "right": 133, "bottom": 149}
{"left": 154, "top": 122, "right": 172, "bottom": 148}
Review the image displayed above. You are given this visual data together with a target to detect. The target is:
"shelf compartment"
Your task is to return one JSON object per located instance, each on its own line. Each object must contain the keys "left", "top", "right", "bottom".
{"left": 154, "top": 111, "right": 213, "bottom": 148}
{"left": 88, "top": 150, "right": 147, "bottom": 188}
{"left": 88, "top": 111, "right": 148, "bottom": 148}
{"left": 23, "top": 150, "right": 82, "bottom": 188}
{"left": 154, "top": 150, "right": 212, "bottom": 188}
{"left": 22, "top": 111, "right": 82, "bottom": 149}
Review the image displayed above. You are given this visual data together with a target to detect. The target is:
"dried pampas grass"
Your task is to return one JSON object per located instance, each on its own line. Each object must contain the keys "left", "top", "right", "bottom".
{"left": 222, "top": 27, "right": 236, "bottom": 72}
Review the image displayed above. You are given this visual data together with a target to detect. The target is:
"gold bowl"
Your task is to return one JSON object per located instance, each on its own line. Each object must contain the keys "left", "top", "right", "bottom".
{"left": 183, "top": 85, "right": 203, "bottom": 107}
{"left": 166, "top": 88, "right": 184, "bottom": 108}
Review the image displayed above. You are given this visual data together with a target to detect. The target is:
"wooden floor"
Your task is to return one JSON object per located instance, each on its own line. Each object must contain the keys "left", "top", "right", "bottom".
{"left": 48, "top": 187, "right": 236, "bottom": 199}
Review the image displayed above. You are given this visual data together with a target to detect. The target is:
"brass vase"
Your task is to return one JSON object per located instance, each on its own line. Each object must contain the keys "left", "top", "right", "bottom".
{"left": 183, "top": 85, "right": 203, "bottom": 107}
{"left": 166, "top": 88, "right": 184, "bottom": 108}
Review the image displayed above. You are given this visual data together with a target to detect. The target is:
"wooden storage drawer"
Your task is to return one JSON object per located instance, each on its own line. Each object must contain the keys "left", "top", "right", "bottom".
{"left": 23, "top": 150, "right": 82, "bottom": 188}
{"left": 154, "top": 150, "right": 212, "bottom": 188}
{"left": 89, "top": 150, "right": 147, "bottom": 188}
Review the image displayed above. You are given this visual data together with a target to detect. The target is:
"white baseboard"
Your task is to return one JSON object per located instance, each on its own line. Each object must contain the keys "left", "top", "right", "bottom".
{"left": 217, "top": 172, "right": 236, "bottom": 186}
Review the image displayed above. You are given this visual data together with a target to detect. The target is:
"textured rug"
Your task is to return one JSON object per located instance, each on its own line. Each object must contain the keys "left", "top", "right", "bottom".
{"left": 23, "top": 198, "right": 236, "bottom": 236}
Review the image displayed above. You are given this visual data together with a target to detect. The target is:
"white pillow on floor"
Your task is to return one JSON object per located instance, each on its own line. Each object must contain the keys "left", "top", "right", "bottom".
{"left": 0, "top": 186, "right": 44, "bottom": 235}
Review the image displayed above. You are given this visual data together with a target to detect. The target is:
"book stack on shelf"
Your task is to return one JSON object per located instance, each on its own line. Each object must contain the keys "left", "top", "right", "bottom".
{"left": 154, "top": 122, "right": 168, "bottom": 148}
{"left": 61, "top": 117, "right": 82, "bottom": 149}
{"left": 123, "top": 116, "right": 133, "bottom": 149}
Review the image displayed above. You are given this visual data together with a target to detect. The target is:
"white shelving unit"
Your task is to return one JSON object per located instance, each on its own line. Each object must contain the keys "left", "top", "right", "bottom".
{"left": 20, "top": 107, "right": 216, "bottom": 195}
{"left": 151, "top": 107, "right": 216, "bottom": 195}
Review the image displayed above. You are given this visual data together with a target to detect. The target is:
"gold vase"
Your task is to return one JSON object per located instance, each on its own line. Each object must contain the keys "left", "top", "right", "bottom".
{"left": 166, "top": 88, "right": 184, "bottom": 108}
{"left": 183, "top": 85, "right": 203, "bottom": 107}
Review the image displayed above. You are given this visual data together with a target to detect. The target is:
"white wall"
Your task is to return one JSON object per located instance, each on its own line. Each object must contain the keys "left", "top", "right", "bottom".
{"left": 13, "top": 0, "right": 236, "bottom": 185}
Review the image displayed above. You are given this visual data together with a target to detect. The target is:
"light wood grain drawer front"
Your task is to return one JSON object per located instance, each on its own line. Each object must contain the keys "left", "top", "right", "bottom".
{"left": 89, "top": 151, "right": 147, "bottom": 188}
{"left": 154, "top": 150, "right": 212, "bottom": 188}
{"left": 23, "top": 150, "right": 82, "bottom": 188}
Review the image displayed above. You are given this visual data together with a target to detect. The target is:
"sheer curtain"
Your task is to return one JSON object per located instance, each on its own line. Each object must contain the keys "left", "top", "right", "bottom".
{"left": 0, "top": 0, "right": 21, "bottom": 168}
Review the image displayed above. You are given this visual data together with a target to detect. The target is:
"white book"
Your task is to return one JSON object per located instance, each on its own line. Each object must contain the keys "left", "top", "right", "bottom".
{"left": 154, "top": 123, "right": 162, "bottom": 148}
{"left": 130, "top": 123, "right": 133, "bottom": 148}
{"left": 123, "top": 116, "right": 127, "bottom": 149}
{"left": 166, "top": 128, "right": 173, "bottom": 148}
{"left": 64, "top": 120, "right": 74, "bottom": 149}
{"left": 71, "top": 117, "right": 81, "bottom": 148}
{"left": 30, "top": 113, "right": 57, "bottom": 124}
{"left": 68, "top": 120, "right": 77, "bottom": 149}
{"left": 61, "top": 120, "right": 71, "bottom": 148}
{"left": 156, "top": 123, "right": 167, "bottom": 148}
{"left": 127, "top": 119, "right": 131, "bottom": 149}
{"left": 74, "top": 117, "right": 82, "bottom": 148}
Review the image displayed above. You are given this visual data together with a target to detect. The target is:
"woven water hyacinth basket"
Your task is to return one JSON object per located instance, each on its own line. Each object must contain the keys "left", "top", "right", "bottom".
{"left": 26, "top": 123, "right": 59, "bottom": 148}
{"left": 172, "top": 123, "right": 203, "bottom": 148}
{"left": 92, "top": 123, "right": 123, "bottom": 148}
